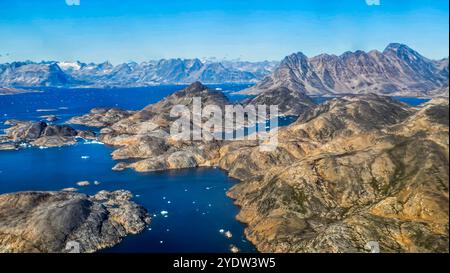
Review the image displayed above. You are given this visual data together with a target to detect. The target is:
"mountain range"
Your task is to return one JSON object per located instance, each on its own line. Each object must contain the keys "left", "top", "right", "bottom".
{"left": 241, "top": 43, "right": 449, "bottom": 97}
{"left": 0, "top": 43, "right": 448, "bottom": 97}
{"left": 0, "top": 59, "right": 278, "bottom": 88}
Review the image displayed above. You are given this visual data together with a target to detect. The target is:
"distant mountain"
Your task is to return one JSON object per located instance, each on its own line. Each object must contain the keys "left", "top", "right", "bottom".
{"left": 0, "top": 61, "right": 77, "bottom": 87}
{"left": 241, "top": 43, "right": 449, "bottom": 97}
{"left": 0, "top": 59, "right": 277, "bottom": 88}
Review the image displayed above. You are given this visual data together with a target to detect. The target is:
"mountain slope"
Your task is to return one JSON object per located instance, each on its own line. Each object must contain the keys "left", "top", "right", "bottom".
{"left": 242, "top": 44, "right": 449, "bottom": 97}
{"left": 0, "top": 62, "right": 77, "bottom": 87}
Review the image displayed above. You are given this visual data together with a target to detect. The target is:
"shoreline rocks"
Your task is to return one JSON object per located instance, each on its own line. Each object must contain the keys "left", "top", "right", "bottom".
{"left": 0, "top": 120, "right": 96, "bottom": 150}
{"left": 0, "top": 190, "right": 151, "bottom": 253}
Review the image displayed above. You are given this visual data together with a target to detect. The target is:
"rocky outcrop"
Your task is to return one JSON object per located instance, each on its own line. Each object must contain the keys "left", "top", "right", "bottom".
{"left": 68, "top": 108, "right": 135, "bottom": 128}
{"left": 244, "top": 86, "right": 316, "bottom": 116}
{"left": 96, "top": 82, "right": 229, "bottom": 171}
{"left": 242, "top": 44, "right": 449, "bottom": 97}
{"left": 0, "top": 121, "right": 96, "bottom": 150}
{"left": 0, "top": 190, "right": 150, "bottom": 253}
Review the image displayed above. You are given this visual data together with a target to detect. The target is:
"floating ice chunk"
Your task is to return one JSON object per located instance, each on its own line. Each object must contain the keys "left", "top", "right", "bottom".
{"left": 167, "top": 201, "right": 171, "bottom": 204}
{"left": 62, "top": 187, "right": 78, "bottom": 192}
{"left": 83, "top": 140, "right": 104, "bottom": 145}
{"left": 93, "top": 181, "right": 101, "bottom": 185}
{"left": 136, "top": 194, "right": 140, "bottom": 197}
{"left": 208, "top": 204, "right": 212, "bottom": 207}
{"left": 160, "top": 241, "right": 164, "bottom": 244}
{"left": 229, "top": 245, "right": 240, "bottom": 253}
{"left": 76, "top": 181, "right": 90, "bottom": 186}
{"left": 81, "top": 155, "right": 90, "bottom": 159}
{"left": 205, "top": 187, "right": 211, "bottom": 190}
{"left": 36, "top": 109, "right": 57, "bottom": 112}
{"left": 148, "top": 228, "right": 152, "bottom": 231}
{"left": 162, "top": 196, "right": 166, "bottom": 200}
{"left": 224, "top": 231, "right": 233, "bottom": 238}
{"left": 219, "top": 229, "right": 225, "bottom": 233}
{"left": 160, "top": 210, "right": 169, "bottom": 216}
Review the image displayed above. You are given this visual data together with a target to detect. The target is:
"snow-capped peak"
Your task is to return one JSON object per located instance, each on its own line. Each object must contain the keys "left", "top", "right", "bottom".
{"left": 57, "top": 61, "right": 82, "bottom": 71}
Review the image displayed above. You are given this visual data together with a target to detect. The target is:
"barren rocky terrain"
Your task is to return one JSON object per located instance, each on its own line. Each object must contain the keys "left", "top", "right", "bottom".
{"left": 68, "top": 82, "right": 449, "bottom": 252}
{"left": 0, "top": 190, "right": 150, "bottom": 253}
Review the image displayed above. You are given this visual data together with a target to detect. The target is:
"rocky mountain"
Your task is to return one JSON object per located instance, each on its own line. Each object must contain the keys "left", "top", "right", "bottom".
{"left": 223, "top": 96, "right": 449, "bottom": 252}
{"left": 0, "top": 59, "right": 276, "bottom": 88}
{"left": 242, "top": 43, "right": 449, "bottom": 97}
{"left": 0, "top": 61, "right": 77, "bottom": 87}
{"left": 0, "top": 190, "right": 150, "bottom": 253}
{"left": 69, "top": 83, "right": 449, "bottom": 252}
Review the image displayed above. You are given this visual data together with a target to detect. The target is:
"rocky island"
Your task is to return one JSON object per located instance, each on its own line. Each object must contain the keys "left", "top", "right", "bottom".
{"left": 0, "top": 120, "right": 96, "bottom": 150}
{"left": 69, "top": 82, "right": 449, "bottom": 253}
{"left": 0, "top": 190, "right": 150, "bottom": 253}
{"left": 0, "top": 87, "right": 41, "bottom": 95}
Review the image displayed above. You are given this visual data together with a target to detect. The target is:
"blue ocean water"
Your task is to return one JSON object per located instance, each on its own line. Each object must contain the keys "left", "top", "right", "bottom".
{"left": 0, "top": 85, "right": 430, "bottom": 252}
{"left": 0, "top": 84, "right": 256, "bottom": 253}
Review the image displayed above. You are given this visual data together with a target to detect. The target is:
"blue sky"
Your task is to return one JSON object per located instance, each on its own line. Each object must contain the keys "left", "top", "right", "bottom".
{"left": 0, "top": 0, "right": 448, "bottom": 63}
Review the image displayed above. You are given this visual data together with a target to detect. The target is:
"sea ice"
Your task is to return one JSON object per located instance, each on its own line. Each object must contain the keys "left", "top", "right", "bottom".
{"left": 224, "top": 231, "right": 233, "bottom": 238}
{"left": 229, "top": 245, "right": 240, "bottom": 253}
{"left": 76, "top": 181, "right": 90, "bottom": 186}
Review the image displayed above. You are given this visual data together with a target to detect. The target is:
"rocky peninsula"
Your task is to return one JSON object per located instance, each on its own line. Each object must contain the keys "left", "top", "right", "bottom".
{"left": 0, "top": 190, "right": 150, "bottom": 253}
{"left": 0, "top": 120, "right": 96, "bottom": 150}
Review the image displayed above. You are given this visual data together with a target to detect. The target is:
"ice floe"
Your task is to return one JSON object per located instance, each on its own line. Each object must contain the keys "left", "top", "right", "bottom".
{"left": 61, "top": 187, "right": 78, "bottom": 192}
{"left": 83, "top": 140, "right": 104, "bottom": 145}
{"left": 76, "top": 181, "right": 90, "bottom": 186}
{"left": 224, "top": 230, "right": 233, "bottom": 238}
{"left": 229, "top": 245, "right": 240, "bottom": 253}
